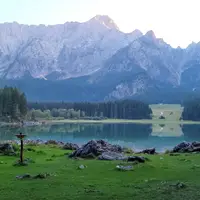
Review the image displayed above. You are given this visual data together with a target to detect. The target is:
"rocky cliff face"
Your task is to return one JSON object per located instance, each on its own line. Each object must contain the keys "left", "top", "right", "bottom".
{"left": 1, "top": 15, "right": 200, "bottom": 102}
{"left": 0, "top": 15, "right": 142, "bottom": 80}
{"left": 88, "top": 30, "right": 200, "bottom": 100}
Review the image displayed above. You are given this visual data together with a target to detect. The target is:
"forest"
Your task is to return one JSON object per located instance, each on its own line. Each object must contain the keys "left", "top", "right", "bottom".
{"left": 0, "top": 86, "right": 27, "bottom": 121}
{"left": 0, "top": 87, "right": 152, "bottom": 121}
{"left": 182, "top": 99, "right": 200, "bottom": 121}
{"left": 28, "top": 100, "right": 152, "bottom": 120}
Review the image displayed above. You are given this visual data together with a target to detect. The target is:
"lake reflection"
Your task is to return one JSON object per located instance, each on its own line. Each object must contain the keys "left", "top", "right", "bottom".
{"left": 0, "top": 123, "right": 200, "bottom": 152}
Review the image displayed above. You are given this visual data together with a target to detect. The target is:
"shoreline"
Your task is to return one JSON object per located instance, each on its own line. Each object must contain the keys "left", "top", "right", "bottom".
{"left": 1, "top": 139, "right": 200, "bottom": 155}
{"left": 1, "top": 118, "right": 200, "bottom": 127}
{"left": 42, "top": 119, "right": 200, "bottom": 125}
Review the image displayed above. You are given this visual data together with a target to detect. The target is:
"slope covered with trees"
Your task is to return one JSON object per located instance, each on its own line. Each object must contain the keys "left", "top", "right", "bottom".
{"left": 28, "top": 100, "right": 152, "bottom": 120}
{"left": 182, "top": 99, "right": 200, "bottom": 121}
{"left": 0, "top": 87, "right": 27, "bottom": 121}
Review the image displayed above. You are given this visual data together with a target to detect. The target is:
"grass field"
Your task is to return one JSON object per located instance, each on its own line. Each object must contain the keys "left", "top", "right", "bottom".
{"left": 150, "top": 104, "right": 183, "bottom": 121}
{"left": 1, "top": 145, "right": 200, "bottom": 200}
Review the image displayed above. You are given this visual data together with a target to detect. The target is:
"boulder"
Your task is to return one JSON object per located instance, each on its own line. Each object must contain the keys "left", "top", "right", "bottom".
{"left": 0, "top": 143, "right": 15, "bottom": 156}
{"left": 63, "top": 143, "right": 79, "bottom": 150}
{"left": 16, "top": 174, "right": 31, "bottom": 180}
{"left": 78, "top": 165, "right": 87, "bottom": 170}
{"left": 16, "top": 173, "right": 51, "bottom": 180}
{"left": 172, "top": 141, "right": 200, "bottom": 153}
{"left": 191, "top": 147, "right": 200, "bottom": 152}
{"left": 33, "top": 173, "right": 50, "bottom": 179}
{"left": 192, "top": 141, "right": 200, "bottom": 147}
{"left": 69, "top": 140, "right": 122, "bottom": 158}
{"left": 98, "top": 152, "right": 127, "bottom": 161}
{"left": 127, "top": 156, "right": 146, "bottom": 163}
{"left": 116, "top": 165, "right": 133, "bottom": 171}
{"left": 173, "top": 142, "right": 191, "bottom": 153}
{"left": 140, "top": 148, "right": 156, "bottom": 155}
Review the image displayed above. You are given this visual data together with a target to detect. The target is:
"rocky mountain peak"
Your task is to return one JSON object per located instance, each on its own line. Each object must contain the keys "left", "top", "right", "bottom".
{"left": 145, "top": 30, "right": 156, "bottom": 40}
{"left": 89, "top": 15, "right": 119, "bottom": 30}
{"left": 187, "top": 41, "right": 197, "bottom": 49}
{"left": 130, "top": 29, "right": 143, "bottom": 37}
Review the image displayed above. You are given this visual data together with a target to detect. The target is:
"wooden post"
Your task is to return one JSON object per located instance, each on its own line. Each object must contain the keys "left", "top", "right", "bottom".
{"left": 16, "top": 133, "right": 26, "bottom": 164}
{"left": 20, "top": 138, "right": 23, "bottom": 163}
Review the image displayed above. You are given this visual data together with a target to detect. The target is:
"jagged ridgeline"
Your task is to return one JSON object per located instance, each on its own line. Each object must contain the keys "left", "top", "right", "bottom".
{"left": 0, "top": 86, "right": 27, "bottom": 121}
{"left": 2, "top": 16, "right": 200, "bottom": 102}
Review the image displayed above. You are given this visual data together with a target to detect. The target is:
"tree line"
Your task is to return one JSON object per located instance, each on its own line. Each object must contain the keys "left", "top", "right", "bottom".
{"left": 0, "top": 86, "right": 27, "bottom": 121}
{"left": 182, "top": 99, "right": 200, "bottom": 121}
{"left": 0, "top": 87, "right": 152, "bottom": 121}
{"left": 28, "top": 100, "right": 152, "bottom": 120}
{"left": 27, "top": 108, "right": 85, "bottom": 120}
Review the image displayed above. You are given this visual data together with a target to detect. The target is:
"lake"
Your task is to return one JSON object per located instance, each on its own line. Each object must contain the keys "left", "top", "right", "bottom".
{"left": 0, "top": 123, "right": 200, "bottom": 152}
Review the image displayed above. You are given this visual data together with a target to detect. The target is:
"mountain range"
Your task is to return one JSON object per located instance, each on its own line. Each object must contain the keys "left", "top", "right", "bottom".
{"left": 1, "top": 15, "right": 200, "bottom": 102}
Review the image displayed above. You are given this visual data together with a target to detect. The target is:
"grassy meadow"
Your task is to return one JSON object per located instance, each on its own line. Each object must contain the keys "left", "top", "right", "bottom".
{"left": 150, "top": 104, "right": 183, "bottom": 121}
{"left": 1, "top": 145, "right": 200, "bottom": 200}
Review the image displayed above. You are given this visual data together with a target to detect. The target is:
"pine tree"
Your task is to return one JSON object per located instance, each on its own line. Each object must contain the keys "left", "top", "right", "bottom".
{"left": 19, "top": 93, "right": 28, "bottom": 117}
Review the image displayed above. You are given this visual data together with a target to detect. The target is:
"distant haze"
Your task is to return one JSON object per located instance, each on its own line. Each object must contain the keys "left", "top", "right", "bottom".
{"left": 0, "top": 0, "right": 200, "bottom": 48}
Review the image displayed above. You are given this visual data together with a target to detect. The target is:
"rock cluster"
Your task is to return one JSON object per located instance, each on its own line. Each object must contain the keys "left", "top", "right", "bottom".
{"left": 69, "top": 140, "right": 147, "bottom": 162}
{"left": 0, "top": 143, "right": 15, "bottom": 155}
{"left": 16, "top": 173, "right": 52, "bottom": 180}
{"left": 69, "top": 140, "right": 122, "bottom": 159}
{"left": 172, "top": 141, "right": 200, "bottom": 153}
{"left": 139, "top": 148, "right": 156, "bottom": 155}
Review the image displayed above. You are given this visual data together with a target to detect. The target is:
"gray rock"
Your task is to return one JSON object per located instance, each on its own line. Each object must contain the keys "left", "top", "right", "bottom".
{"left": 33, "top": 173, "right": 50, "bottom": 179}
{"left": 98, "top": 152, "right": 127, "bottom": 161}
{"left": 170, "top": 182, "right": 186, "bottom": 189}
{"left": 69, "top": 140, "right": 122, "bottom": 158}
{"left": 78, "top": 165, "right": 86, "bottom": 169}
{"left": 191, "top": 147, "right": 200, "bottom": 152}
{"left": 127, "top": 156, "right": 146, "bottom": 163}
{"left": 0, "top": 143, "right": 15, "bottom": 155}
{"left": 16, "top": 174, "right": 31, "bottom": 180}
{"left": 192, "top": 141, "right": 200, "bottom": 147}
{"left": 140, "top": 148, "right": 156, "bottom": 155}
{"left": 116, "top": 165, "right": 133, "bottom": 171}
{"left": 173, "top": 142, "right": 191, "bottom": 152}
{"left": 63, "top": 143, "right": 79, "bottom": 150}
{"left": 173, "top": 141, "right": 200, "bottom": 153}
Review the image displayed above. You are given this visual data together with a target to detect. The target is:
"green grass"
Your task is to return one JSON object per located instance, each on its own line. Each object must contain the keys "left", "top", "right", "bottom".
{"left": 1, "top": 146, "right": 200, "bottom": 200}
{"left": 150, "top": 104, "right": 183, "bottom": 121}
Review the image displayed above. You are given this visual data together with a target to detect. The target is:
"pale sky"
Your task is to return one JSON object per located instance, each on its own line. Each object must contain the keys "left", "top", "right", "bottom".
{"left": 0, "top": 0, "right": 199, "bottom": 48}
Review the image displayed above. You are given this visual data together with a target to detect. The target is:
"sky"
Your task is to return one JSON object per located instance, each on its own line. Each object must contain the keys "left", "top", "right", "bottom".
{"left": 0, "top": 0, "right": 200, "bottom": 48}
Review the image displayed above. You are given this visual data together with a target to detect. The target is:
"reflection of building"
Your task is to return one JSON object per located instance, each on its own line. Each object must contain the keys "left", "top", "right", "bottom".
{"left": 151, "top": 124, "right": 183, "bottom": 137}
{"left": 151, "top": 131, "right": 183, "bottom": 137}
